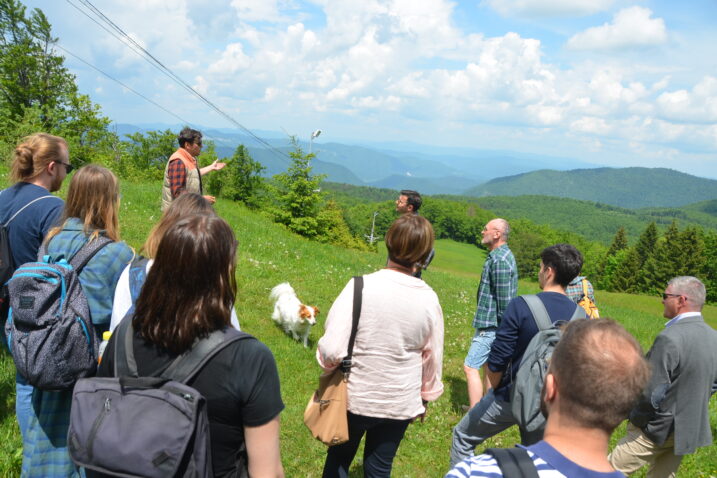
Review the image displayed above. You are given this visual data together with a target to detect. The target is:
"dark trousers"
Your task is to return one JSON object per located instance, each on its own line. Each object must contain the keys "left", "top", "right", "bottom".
{"left": 322, "top": 412, "right": 411, "bottom": 478}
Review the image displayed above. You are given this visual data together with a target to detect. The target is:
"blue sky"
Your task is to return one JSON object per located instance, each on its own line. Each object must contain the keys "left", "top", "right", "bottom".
{"left": 25, "top": 0, "right": 717, "bottom": 176}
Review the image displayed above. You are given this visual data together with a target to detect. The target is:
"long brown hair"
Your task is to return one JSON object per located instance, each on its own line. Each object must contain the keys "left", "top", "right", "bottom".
{"left": 11, "top": 133, "right": 68, "bottom": 183}
{"left": 133, "top": 214, "right": 237, "bottom": 354}
{"left": 46, "top": 164, "right": 121, "bottom": 242}
{"left": 142, "top": 193, "right": 214, "bottom": 258}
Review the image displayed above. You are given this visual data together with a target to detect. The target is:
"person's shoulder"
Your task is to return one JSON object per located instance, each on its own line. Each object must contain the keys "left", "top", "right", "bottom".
{"left": 445, "top": 454, "right": 503, "bottom": 478}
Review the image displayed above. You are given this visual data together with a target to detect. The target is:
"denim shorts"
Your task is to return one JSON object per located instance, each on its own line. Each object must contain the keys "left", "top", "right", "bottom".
{"left": 464, "top": 328, "right": 497, "bottom": 369}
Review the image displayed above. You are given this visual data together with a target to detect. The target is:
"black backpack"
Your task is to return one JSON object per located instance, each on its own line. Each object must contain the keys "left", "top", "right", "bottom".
{"left": 68, "top": 316, "right": 250, "bottom": 477}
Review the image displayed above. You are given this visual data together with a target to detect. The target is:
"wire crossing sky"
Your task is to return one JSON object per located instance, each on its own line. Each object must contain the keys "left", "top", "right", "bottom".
{"left": 25, "top": 0, "right": 717, "bottom": 176}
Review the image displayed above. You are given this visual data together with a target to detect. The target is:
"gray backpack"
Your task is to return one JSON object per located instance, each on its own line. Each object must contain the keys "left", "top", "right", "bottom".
{"left": 68, "top": 317, "right": 250, "bottom": 478}
{"left": 5, "top": 236, "right": 112, "bottom": 389}
{"left": 510, "top": 295, "right": 586, "bottom": 432}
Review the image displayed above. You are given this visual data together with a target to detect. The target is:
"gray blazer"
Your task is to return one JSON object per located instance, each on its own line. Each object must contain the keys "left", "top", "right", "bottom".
{"left": 630, "top": 315, "right": 717, "bottom": 455}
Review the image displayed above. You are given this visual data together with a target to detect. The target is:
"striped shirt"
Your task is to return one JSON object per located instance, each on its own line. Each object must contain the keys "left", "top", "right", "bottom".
{"left": 473, "top": 244, "right": 518, "bottom": 329}
{"left": 446, "top": 441, "right": 625, "bottom": 478}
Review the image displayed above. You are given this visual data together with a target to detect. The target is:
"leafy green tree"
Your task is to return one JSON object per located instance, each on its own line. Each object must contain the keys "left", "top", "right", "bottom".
{"left": 607, "top": 249, "right": 641, "bottom": 292}
{"left": 218, "top": 144, "right": 265, "bottom": 206}
{"left": 640, "top": 221, "right": 682, "bottom": 294}
{"left": 272, "top": 139, "right": 326, "bottom": 238}
{"left": 123, "top": 129, "right": 176, "bottom": 180}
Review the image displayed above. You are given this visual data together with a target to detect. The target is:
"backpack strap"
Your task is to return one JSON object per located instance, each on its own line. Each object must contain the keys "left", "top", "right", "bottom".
{"left": 67, "top": 236, "right": 114, "bottom": 273}
{"left": 522, "top": 295, "right": 552, "bottom": 331}
{"left": 161, "top": 328, "right": 251, "bottom": 384}
{"left": 485, "top": 447, "right": 539, "bottom": 478}
{"left": 2, "top": 195, "right": 56, "bottom": 227}
{"left": 581, "top": 278, "right": 590, "bottom": 300}
{"left": 570, "top": 303, "right": 587, "bottom": 320}
{"left": 114, "top": 312, "right": 139, "bottom": 377}
{"left": 340, "top": 276, "right": 363, "bottom": 375}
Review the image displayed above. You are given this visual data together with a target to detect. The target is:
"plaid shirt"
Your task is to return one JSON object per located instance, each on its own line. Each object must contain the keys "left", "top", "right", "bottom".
{"left": 167, "top": 157, "right": 188, "bottom": 198}
{"left": 473, "top": 244, "right": 518, "bottom": 329}
{"left": 565, "top": 276, "right": 595, "bottom": 304}
{"left": 46, "top": 218, "right": 134, "bottom": 327}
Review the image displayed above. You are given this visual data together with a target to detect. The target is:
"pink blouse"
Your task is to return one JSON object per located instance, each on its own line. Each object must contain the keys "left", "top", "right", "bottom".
{"left": 317, "top": 269, "right": 444, "bottom": 420}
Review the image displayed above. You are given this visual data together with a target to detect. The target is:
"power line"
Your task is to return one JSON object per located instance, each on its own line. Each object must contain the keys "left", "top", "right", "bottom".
{"left": 67, "top": 0, "right": 291, "bottom": 162}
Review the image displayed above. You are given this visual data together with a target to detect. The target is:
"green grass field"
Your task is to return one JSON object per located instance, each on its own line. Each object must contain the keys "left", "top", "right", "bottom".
{"left": 0, "top": 177, "right": 715, "bottom": 476}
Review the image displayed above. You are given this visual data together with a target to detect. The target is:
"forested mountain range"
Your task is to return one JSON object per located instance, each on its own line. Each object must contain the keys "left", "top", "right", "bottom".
{"left": 464, "top": 167, "right": 717, "bottom": 208}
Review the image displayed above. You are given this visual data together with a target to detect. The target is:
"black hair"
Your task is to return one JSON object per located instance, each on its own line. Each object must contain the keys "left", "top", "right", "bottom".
{"left": 400, "top": 189, "right": 422, "bottom": 212}
{"left": 540, "top": 244, "right": 583, "bottom": 288}
{"left": 178, "top": 127, "right": 202, "bottom": 148}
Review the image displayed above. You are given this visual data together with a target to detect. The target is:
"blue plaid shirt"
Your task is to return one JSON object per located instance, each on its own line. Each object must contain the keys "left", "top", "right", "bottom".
{"left": 473, "top": 244, "right": 518, "bottom": 329}
{"left": 46, "top": 218, "right": 134, "bottom": 328}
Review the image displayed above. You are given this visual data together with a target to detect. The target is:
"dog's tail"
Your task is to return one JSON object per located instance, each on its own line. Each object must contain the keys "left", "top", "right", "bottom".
{"left": 270, "top": 282, "right": 294, "bottom": 301}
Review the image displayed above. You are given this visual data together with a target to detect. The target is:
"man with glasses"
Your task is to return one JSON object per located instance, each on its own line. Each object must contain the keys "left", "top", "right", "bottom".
{"left": 161, "top": 127, "right": 225, "bottom": 211}
{"left": 609, "top": 276, "right": 717, "bottom": 478}
{"left": 463, "top": 218, "right": 517, "bottom": 408}
{"left": 395, "top": 189, "right": 434, "bottom": 278}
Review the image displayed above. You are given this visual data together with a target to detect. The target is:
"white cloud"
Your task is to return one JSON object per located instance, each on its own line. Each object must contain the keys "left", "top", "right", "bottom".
{"left": 656, "top": 76, "right": 717, "bottom": 123}
{"left": 486, "top": 0, "right": 615, "bottom": 18}
{"left": 567, "top": 7, "right": 667, "bottom": 51}
{"left": 230, "top": 0, "right": 286, "bottom": 23}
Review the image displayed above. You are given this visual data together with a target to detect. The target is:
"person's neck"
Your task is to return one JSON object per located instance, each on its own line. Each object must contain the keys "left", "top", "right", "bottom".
{"left": 542, "top": 418, "right": 614, "bottom": 472}
{"left": 541, "top": 283, "right": 566, "bottom": 294}
{"left": 385, "top": 259, "right": 415, "bottom": 276}
{"left": 27, "top": 176, "right": 51, "bottom": 191}
{"left": 489, "top": 240, "right": 506, "bottom": 251}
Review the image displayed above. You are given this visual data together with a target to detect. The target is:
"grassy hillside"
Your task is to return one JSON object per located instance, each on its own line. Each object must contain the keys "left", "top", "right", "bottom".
{"left": 464, "top": 167, "right": 717, "bottom": 209}
{"left": 0, "top": 177, "right": 715, "bottom": 476}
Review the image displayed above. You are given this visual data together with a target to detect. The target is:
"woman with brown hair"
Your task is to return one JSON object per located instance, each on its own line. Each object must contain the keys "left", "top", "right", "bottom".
{"left": 21, "top": 164, "right": 133, "bottom": 477}
{"left": 98, "top": 214, "right": 285, "bottom": 477}
{"left": 109, "top": 193, "right": 240, "bottom": 331}
{"left": 317, "top": 214, "right": 444, "bottom": 478}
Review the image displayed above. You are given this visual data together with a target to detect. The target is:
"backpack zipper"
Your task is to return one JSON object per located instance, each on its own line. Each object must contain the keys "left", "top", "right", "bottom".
{"left": 87, "top": 397, "right": 111, "bottom": 462}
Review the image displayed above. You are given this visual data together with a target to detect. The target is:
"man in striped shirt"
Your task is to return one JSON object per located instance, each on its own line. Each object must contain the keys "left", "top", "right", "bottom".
{"left": 447, "top": 319, "right": 650, "bottom": 478}
{"left": 464, "top": 218, "right": 517, "bottom": 407}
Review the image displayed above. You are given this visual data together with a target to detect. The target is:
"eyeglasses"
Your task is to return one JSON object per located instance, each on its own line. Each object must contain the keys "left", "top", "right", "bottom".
{"left": 56, "top": 161, "right": 74, "bottom": 174}
{"left": 662, "top": 293, "right": 683, "bottom": 300}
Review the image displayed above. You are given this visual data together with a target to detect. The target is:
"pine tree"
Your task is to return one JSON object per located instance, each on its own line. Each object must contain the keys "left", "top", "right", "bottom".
{"left": 272, "top": 138, "right": 326, "bottom": 238}
{"left": 606, "top": 227, "right": 628, "bottom": 256}
{"left": 640, "top": 221, "right": 681, "bottom": 294}
{"left": 223, "top": 144, "right": 265, "bottom": 205}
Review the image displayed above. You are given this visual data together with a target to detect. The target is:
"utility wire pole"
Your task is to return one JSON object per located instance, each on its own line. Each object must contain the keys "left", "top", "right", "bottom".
{"left": 365, "top": 211, "right": 381, "bottom": 244}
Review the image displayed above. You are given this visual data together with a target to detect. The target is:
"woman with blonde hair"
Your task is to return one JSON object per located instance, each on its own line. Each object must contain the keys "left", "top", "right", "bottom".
{"left": 21, "top": 164, "right": 133, "bottom": 477}
{"left": 109, "top": 192, "right": 241, "bottom": 331}
{"left": 317, "top": 214, "right": 444, "bottom": 477}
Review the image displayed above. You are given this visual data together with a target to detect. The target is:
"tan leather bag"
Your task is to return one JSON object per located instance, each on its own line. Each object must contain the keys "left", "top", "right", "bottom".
{"left": 303, "top": 369, "right": 349, "bottom": 445}
{"left": 304, "top": 276, "right": 363, "bottom": 446}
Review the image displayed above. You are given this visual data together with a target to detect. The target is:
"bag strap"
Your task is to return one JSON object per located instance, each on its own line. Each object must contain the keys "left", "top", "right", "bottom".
{"left": 2, "top": 195, "right": 55, "bottom": 227}
{"left": 161, "top": 328, "right": 251, "bottom": 384}
{"left": 114, "top": 313, "right": 251, "bottom": 384}
{"left": 485, "top": 447, "right": 539, "bottom": 478}
{"left": 340, "top": 276, "right": 363, "bottom": 374}
{"left": 581, "top": 278, "right": 590, "bottom": 300}
{"left": 67, "top": 236, "right": 114, "bottom": 272}
{"left": 570, "top": 303, "right": 587, "bottom": 320}
{"left": 522, "top": 295, "right": 552, "bottom": 331}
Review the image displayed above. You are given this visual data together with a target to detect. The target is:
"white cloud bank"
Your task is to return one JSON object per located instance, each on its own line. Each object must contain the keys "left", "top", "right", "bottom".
{"left": 485, "top": 0, "right": 615, "bottom": 18}
{"left": 567, "top": 6, "right": 668, "bottom": 51}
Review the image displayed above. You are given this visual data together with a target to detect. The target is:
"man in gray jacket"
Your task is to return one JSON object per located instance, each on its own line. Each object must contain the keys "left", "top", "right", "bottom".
{"left": 609, "top": 276, "right": 717, "bottom": 478}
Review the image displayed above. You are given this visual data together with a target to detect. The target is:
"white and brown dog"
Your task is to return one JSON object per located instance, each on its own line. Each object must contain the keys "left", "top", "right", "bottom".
{"left": 270, "top": 282, "right": 319, "bottom": 347}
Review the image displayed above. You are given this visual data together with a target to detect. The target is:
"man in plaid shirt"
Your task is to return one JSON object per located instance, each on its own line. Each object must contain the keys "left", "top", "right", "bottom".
{"left": 161, "top": 127, "right": 225, "bottom": 211}
{"left": 463, "top": 218, "right": 517, "bottom": 407}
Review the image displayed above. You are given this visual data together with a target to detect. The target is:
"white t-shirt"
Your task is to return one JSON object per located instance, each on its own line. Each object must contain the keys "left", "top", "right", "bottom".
{"left": 110, "top": 260, "right": 240, "bottom": 332}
